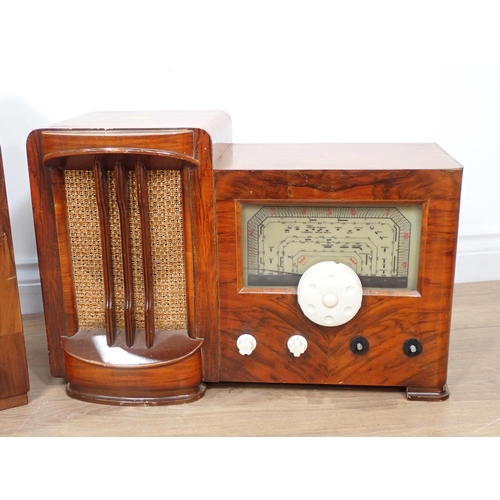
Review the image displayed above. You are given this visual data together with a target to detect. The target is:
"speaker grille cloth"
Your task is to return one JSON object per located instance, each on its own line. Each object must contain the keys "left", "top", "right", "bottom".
{"left": 64, "top": 169, "right": 187, "bottom": 331}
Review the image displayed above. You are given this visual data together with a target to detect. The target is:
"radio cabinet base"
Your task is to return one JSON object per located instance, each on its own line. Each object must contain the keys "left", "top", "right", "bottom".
{"left": 61, "top": 330, "right": 205, "bottom": 406}
{"left": 406, "top": 384, "right": 450, "bottom": 402}
{"left": 0, "top": 394, "right": 28, "bottom": 411}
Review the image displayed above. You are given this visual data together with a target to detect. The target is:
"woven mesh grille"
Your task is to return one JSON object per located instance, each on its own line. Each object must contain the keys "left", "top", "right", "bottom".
{"left": 64, "top": 168, "right": 187, "bottom": 332}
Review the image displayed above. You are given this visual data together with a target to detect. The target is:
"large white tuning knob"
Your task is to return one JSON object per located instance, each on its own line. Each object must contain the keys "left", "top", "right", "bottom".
{"left": 236, "top": 334, "right": 257, "bottom": 355}
{"left": 297, "top": 261, "right": 363, "bottom": 327}
{"left": 287, "top": 335, "right": 308, "bottom": 357}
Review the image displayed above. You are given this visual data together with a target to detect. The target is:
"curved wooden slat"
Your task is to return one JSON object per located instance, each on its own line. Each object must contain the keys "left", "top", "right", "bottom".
{"left": 135, "top": 161, "right": 155, "bottom": 348}
{"left": 114, "top": 161, "right": 136, "bottom": 347}
{"left": 93, "top": 161, "right": 116, "bottom": 346}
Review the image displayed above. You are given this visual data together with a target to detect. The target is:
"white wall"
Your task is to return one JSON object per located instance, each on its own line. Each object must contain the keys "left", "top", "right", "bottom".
{"left": 1, "top": 1, "right": 499, "bottom": 313}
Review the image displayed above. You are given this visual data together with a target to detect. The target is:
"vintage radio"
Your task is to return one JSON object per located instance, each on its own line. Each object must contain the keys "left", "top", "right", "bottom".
{"left": 27, "top": 111, "right": 463, "bottom": 405}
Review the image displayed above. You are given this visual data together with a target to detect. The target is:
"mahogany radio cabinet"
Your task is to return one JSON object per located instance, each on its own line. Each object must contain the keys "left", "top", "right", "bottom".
{"left": 27, "top": 111, "right": 463, "bottom": 405}
{"left": 0, "top": 147, "right": 30, "bottom": 410}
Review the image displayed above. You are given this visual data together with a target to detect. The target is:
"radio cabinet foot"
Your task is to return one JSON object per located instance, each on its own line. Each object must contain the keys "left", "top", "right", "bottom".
{"left": 0, "top": 393, "right": 28, "bottom": 411}
{"left": 406, "top": 384, "right": 449, "bottom": 401}
{"left": 61, "top": 330, "right": 205, "bottom": 406}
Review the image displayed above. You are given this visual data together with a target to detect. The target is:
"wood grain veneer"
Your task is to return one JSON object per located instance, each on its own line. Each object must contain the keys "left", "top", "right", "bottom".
{"left": 0, "top": 147, "right": 30, "bottom": 410}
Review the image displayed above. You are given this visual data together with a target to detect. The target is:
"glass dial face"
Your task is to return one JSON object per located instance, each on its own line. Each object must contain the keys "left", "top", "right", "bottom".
{"left": 241, "top": 204, "right": 422, "bottom": 290}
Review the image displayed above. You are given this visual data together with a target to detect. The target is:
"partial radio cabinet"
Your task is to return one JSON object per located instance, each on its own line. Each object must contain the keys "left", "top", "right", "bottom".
{"left": 0, "top": 148, "right": 30, "bottom": 410}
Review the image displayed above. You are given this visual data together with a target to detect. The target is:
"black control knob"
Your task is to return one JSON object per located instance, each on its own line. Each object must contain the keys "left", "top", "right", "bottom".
{"left": 350, "top": 336, "right": 369, "bottom": 355}
{"left": 403, "top": 338, "right": 423, "bottom": 357}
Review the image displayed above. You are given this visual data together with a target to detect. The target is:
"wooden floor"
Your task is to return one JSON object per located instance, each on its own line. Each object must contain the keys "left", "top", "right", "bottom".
{"left": 1, "top": 280, "right": 499, "bottom": 437}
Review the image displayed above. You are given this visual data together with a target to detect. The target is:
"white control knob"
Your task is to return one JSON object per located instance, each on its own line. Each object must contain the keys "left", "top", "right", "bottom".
{"left": 237, "top": 334, "right": 257, "bottom": 355}
{"left": 297, "top": 261, "right": 363, "bottom": 327}
{"left": 287, "top": 335, "right": 308, "bottom": 357}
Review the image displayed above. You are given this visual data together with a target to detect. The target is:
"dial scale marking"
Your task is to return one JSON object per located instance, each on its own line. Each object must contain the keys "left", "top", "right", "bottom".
{"left": 243, "top": 205, "right": 421, "bottom": 289}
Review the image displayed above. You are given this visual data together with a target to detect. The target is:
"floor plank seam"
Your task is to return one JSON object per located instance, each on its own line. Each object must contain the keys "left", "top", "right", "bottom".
{"left": 466, "top": 415, "right": 500, "bottom": 437}
{"left": 11, "top": 399, "right": 49, "bottom": 437}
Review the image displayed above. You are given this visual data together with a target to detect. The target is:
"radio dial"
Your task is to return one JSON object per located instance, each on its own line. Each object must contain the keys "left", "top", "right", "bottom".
{"left": 297, "top": 261, "right": 363, "bottom": 327}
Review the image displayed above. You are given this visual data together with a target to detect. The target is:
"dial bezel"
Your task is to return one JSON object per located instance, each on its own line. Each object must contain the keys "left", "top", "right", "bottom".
{"left": 240, "top": 201, "right": 422, "bottom": 293}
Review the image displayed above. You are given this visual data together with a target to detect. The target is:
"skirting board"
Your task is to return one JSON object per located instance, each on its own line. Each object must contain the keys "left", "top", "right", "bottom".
{"left": 454, "top": 228, "right": 500, "bottom": 284}
{"left": 16, "top": 230, "right": 500, "bottom": 315}
{"left": 16, "top": 259, "right": 43, "bottom": 316}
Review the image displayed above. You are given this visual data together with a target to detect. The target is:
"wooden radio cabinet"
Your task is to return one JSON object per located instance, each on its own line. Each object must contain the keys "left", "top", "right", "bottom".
{"left": 27, "top": 111, "right": 463, "bottom": 405}
{"left": 0, "top": 147, "right": 30, "bottom": 410}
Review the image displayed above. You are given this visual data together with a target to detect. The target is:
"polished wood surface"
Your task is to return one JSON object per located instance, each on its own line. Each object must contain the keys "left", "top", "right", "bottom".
{"left": 93, "top": 161, "right": 116, "bottom": 345}
{"left": 61, "top": 330, "right": 205, "bottom": 405}
{"left": 114, "top": 161, "right": 136, "bottom": 347}
{"left": 215, "top": 146, "right": 462, "bottom": 399}
{"left": 27, "top": 111, "right": 232, "bottom": 404}
{"left": 47, "top": 110, "right": 232, "bottom": 167}
{"left": 135, "top": 161, "right": 155, "bottom": 348}
{"left": 1, "top": 281, "right": 498, "bottom": 436}
{"left": 0, "top": 148, "right": 30, "bottom": 410}
{"left": 215, "top": 143, "right": 464, "bottom": 170}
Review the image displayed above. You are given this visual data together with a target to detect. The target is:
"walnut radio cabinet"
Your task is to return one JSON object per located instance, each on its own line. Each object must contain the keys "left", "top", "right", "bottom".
{"left": 27, "top": 111, "right": 463, "bottom": 405}
{"left": 0, "top": 147, "right": 30, "bottom": 410}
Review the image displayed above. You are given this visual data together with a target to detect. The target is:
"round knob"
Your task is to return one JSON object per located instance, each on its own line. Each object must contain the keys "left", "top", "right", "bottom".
{"left": 403, "top": 338, "right": 423, "bottom": 357}
{"left": 287, "top": 335, "right": 308, "bottom": 357}
{"left": 236, "top": 334, "right": 257, "bottom": 355}
{"left": 350, "top": 336, "right": 370, "bottom": 355}
{"left": 297, "top": 261, "right": 363, "bottom": 327}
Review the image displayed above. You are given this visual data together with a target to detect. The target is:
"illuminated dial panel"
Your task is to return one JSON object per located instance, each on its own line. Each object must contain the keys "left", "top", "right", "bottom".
{"left": 241, "top": 204, "right": 422, "bottom": 290}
